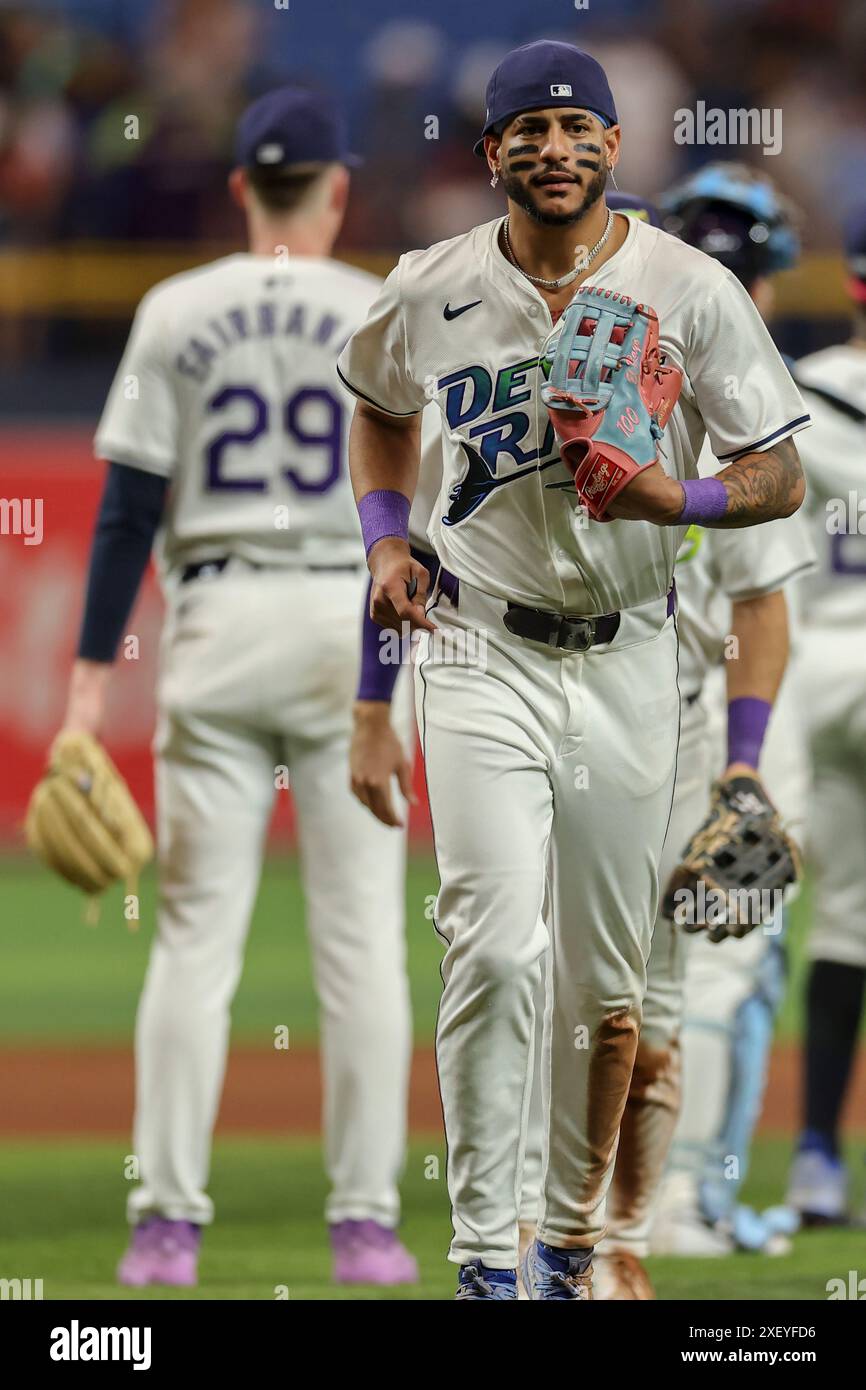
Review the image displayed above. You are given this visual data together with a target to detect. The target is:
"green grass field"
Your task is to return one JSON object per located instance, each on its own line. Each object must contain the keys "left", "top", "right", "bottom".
{"left": 1, "top": 856, "right": 863, "bottom": 1301}
{"left": 0, "top": 856, "right": 831, "bottom": 1045}
{"left": 1, "top": 1137, "right": 863, "bottom": 1301}
{"left": 0, "top": 857, "right": 446, "bottom": 1046}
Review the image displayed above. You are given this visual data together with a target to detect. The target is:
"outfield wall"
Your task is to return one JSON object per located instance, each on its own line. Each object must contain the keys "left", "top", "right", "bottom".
{"left": 0, "top": 427, "right": 431, "bottom": 843}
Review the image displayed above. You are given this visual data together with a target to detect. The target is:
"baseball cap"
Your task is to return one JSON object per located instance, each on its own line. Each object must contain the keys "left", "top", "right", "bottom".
{"left": 235, "top": 87, "right": 361, "bottom": 170}
{"left": 607, "top": 192, "right": 661, "bottom": 227}
{"left": 843, "top": 205, "right": 866, "bottom": 305}
{"left": 474, "top": 40, "right": 618, "bottom": 157}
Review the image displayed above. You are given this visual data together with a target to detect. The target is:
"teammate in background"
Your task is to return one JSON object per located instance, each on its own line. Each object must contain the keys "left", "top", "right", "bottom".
{"left": 647, "top": 168, "right": 815, "bottom": 1265}
{"left": 59, "top": 88, "right": 418, "bottom": 1288}
{"left": 786, "top": 207, "right": 866, "bottom": 1225}
{"left": 516, "top": 175, "right": 814, "bottom": 1296}
{"left": 340, "top": 40, "right": 808, "bottom": 1301}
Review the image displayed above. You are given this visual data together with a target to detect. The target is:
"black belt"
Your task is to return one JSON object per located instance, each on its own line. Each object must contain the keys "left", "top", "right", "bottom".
{"left": 504, "top": 604, "right": 621, "bottom": 651}
{"left": 180, "top": 557, "right": 362, "bottom": 584}
{"left": 437, "top": 568, "right": 675, "bottom": 654}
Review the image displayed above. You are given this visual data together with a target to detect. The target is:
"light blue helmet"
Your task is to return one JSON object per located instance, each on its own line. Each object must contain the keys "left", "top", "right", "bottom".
{"left": 660, "top": 162, "right": 800, "bottom": 283}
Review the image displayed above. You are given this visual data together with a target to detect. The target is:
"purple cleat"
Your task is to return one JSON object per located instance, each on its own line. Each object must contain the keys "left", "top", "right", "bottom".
{"left": 330, "top": 1219, "right": 419, "bottom": 1286}
{"left": 117, "top": 1217, "right": 201, "bottom": 1288}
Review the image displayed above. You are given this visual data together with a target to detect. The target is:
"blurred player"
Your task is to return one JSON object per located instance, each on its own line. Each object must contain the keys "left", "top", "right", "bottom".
{"left": 517, "top": 172, "right": 813, "bottom": 1297}
{"left": 785, "top": 208, "right": 866, "bottom": 1225}
{"left": 60, "top": 88, "right": 418, "bottom": 1288}
{"left": 650, "top": 168, "right": 813, "bottom": 1265}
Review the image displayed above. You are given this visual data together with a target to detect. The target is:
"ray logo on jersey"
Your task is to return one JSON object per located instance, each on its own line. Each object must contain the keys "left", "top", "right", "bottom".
{"left": 437, "top": 354, "right": 563, "bottom": 525}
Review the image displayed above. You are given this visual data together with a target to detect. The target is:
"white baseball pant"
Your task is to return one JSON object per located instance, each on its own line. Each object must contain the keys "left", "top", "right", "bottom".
{"left": 415, "top": 576, "right": 680, "bottom": 1267}
{"left": 127, "top": 563, "right": 414, "bottom": 1229}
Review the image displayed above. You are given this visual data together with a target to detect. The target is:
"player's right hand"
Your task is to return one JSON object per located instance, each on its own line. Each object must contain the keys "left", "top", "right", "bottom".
{"left": 350, "top": 700, "right": 417, "bottom": 827}
{"left": 367, "top": 538, "right": 435, "bottom": 633}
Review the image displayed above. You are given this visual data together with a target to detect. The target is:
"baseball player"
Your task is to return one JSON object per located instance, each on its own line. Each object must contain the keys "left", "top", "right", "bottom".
{"left": 785, "top": 207, "right": 866, "bottom": 1225}
{"left": 339, "top": 40, "right": 808, "bottom": 1299}
{"left": 649, "top": 171, "right": 813, "bottom": 1264}
{"left": 58, "top": 88, "right": 418, "bottom": 1288}
{"left": 517, "top": 176, "right": 814, "bottom": 1296}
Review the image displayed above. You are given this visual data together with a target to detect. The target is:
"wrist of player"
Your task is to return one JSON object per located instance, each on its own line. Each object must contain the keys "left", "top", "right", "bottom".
{"left": 358, "top": 488, "right": 410, "bottom": 563}
{"left": 63, "top": 658, "right": 112, "bottom": 736}
{"left": 353, "top": 698, "right": 393, "bottom": 723}
{"left": 725, "top": 695, "right": 772, "bottom": 772}
{"left": 604, "top": 464, "right": 684, "bottom": 525}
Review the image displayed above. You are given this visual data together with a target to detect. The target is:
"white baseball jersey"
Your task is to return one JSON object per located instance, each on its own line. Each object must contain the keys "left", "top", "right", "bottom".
{"left": 793, "top": 343, "right": 866, "bottom": 630}
{"left": 96, "top": 253, "right": 384, "bottom": 574}
{"left": 675, "top": 442, "right": 816, "bottom": 697}
{"left": 338, "top": 215, "right": 809, "bottom": 615}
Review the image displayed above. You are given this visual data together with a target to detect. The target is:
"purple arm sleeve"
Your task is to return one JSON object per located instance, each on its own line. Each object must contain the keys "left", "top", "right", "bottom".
{"left": 358, "top": 489, "right": 410, "bottom": 556}
{"left": 357, "top": 546, "right": 439, "bottom": 702}
{"left": 727, "top": 696, "right": 772, "bottom": 770}
{"left": 679, "top": 477, "right": 728, "bottom": 526}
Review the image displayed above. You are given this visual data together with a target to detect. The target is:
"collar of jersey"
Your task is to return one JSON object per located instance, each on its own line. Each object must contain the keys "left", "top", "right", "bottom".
{"left": 486, "top": 210, "right": 639, "bottom": 329}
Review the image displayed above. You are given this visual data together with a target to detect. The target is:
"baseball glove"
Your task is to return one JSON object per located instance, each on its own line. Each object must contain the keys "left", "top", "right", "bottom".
{"left": 542, "top": 285, "right": 683, "bottom": 521}
{"left": 661, "top": 771, "right": 801, "bottom": 942}
{"left": 26, "top": 731, "right": 153, "bottom": 897}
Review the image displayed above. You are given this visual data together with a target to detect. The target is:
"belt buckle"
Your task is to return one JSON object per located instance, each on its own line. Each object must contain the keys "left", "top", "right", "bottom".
{"left": 557, "top": 616, "right": 595, "bottom": 652}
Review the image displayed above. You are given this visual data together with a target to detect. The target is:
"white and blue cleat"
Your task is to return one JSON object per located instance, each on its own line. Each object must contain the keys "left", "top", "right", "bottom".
{"left": 787, "top": 1147, "right": 849, "bottom": 1226}
{"left": 521, "top": 1240, "right": 593, "bottom": 1300}
{"left": 455, "top": 1263, "right": 518, "bottom": 1300}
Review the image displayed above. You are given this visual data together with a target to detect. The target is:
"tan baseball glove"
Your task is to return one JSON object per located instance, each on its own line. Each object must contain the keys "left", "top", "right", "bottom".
{"left": 26, "top": 731, "right": 153, "bottom": 896}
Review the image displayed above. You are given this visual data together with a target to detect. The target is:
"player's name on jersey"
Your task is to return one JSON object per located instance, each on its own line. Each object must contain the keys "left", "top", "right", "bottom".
{"left": 175, "top": 299, "right": 351, "bottom": 384}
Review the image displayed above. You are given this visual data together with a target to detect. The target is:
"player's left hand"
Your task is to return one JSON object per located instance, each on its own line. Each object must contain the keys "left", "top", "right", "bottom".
{"left": 350, "top": 700, "right": 416, "bottom": 827}
{"left": 605, "top": 463, "right": 685, "bottom": 525}
{"left": 661, "top": 765, "right": 801, "bottom": 942}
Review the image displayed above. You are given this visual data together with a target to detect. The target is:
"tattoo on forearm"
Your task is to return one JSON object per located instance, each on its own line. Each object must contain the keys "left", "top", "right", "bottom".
{"left": 716, "top": 437, "right": 804, "bottom": 527}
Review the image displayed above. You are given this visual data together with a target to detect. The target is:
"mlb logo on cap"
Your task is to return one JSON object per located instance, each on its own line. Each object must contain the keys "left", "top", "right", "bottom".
{"left": 550, "top": 84, "right": 573, "bottom": 97}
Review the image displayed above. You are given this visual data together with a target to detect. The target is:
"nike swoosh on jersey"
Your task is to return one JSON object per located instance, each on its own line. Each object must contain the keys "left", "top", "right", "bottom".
{"left": 443, "top": 299, "right": 482, "bottom": 320}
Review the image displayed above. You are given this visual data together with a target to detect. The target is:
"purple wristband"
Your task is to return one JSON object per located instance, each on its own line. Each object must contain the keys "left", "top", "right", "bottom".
{"left": 679, "top": 477, "right": 728, "bottom": 526}
{"left": 727, "top": 696, "right": 771, "bottom": 770}
{"left": 358, "top": 489, "right": 410, "bottom": 557}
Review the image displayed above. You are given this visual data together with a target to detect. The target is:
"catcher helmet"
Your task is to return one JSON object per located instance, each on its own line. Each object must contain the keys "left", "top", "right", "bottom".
{"left": 660, "top": 163, "right": 799, "bottom": 285}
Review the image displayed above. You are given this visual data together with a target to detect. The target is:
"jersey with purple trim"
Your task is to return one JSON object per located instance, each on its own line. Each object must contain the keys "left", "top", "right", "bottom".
{"left": 794, "top": 343, "right": 866, "bottom": 630}
{"left": 338, "top": 215, "right": 809, "bottom": 614}
{"left": 96, "top": 253, "right": 384, "bottom": 574}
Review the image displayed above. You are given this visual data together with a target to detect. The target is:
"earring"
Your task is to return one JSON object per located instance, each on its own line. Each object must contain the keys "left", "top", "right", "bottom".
{"left": 609, "top": 167, "right": 619, "bottom": 191}
{"left": 490, "top": 167, "right": 499, "bottom": 189}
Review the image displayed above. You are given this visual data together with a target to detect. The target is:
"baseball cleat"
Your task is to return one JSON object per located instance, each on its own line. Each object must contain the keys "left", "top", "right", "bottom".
{"left": 522, "top": 1239, "right": 593, "bottom": 1300}
{"left": 330, "top": 1219, "right": 419, "bottom": 1285}
{"left": 592, "top": 1250, "right": 655, "bottom": 1300}
{"left": 787, "top": 1147, "right": 849, "bottom": 1226}
{"left": 117, "top": 1217, "right": 201, "bottom": 1287}
{"left": 652, "top": 1194, "right": 794, "bottom": 1257}
{"left": 455, "top": 1263, "right": 518, "bottom": 1300}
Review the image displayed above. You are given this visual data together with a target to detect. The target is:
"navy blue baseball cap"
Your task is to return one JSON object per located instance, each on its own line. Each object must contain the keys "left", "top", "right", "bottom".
{"left": 474, "top": 41, "right": 618, "bottom": 157}
{"left": 235, "top": 87, "right": 361, "bottom": 170}
{"left": 843, "top": 204, "right": 866, "bottom": 304}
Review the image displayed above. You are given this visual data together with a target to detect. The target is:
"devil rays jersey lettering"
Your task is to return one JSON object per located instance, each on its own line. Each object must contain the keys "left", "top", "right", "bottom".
{"left": 339, "top": 216, "right": 809, "bottom": 615}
